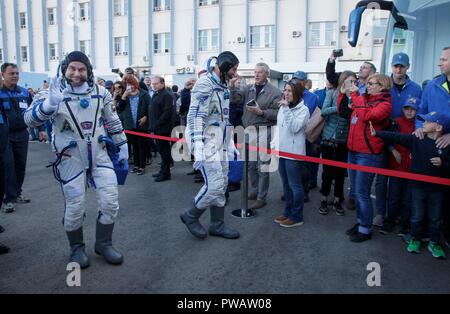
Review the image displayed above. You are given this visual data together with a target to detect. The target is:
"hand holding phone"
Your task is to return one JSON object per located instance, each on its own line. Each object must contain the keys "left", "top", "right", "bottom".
{"left": 246, "top": 99, "right": 257, "bottom": 107}
{"left": 333, "top": 49, "right": 344, "bottom": 58}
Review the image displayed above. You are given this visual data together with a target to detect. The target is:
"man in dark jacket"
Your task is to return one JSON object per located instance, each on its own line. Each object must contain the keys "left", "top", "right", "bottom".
{"left": 0, "top": 63, "right": 46, "bottom": 213}
{"left": 0, "top": 89, "right": 10, "bottom": 254}
{"left": 149, "top": 76, "right": 174, "bottom": 182}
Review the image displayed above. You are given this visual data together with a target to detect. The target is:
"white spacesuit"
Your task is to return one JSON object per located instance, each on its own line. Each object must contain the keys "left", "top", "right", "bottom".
{"left": 181, "top": 51, "right": 241, "bottom": 240}
{"left": 24, "top": 51, "right": 127, "bottom": 268}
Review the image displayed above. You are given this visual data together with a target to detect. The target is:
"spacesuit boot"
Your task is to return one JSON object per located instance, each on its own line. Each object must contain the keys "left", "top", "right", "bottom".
{"left": 180, "top": 205, "right": 208, "bottom": 239}
{"left": 209, "top": 206, "right": 240, "bottom": 239}
{"left": 66, "top": 228, "right": 90, "bottom": 269}
{"left": 94, "top": 222, "right": 124, "bottom": 265}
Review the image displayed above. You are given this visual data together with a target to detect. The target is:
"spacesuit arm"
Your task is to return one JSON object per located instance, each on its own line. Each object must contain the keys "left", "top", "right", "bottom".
{"left": 102, "top": 88, "right": 127, "bottom": 147}
{"left": 24, "top": 89, "right": 54, "bottom": 128}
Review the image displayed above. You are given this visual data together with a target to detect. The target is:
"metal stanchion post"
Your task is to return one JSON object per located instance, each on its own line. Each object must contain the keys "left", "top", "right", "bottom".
{"left": 232, "top": 136, "right": 256, "bottom": 219}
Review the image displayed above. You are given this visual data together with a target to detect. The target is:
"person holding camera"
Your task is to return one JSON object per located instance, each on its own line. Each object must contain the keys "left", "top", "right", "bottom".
{"left": 318, "top": 71, "right": 356, "bottom": 216}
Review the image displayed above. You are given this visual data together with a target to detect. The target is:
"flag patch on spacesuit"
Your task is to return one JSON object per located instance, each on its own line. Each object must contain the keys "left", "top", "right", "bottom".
{"left": 81, "top": 121, "right": 93, "bottom": 130}
{"left": 198, "top": 95, "right": 209, "bottom": 104}
{"left": 223, "top": 108, "right": 230, "bottom": 117}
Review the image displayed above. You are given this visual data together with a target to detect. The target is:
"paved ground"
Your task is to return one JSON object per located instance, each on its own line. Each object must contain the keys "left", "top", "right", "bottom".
{"left": 0, "top": 142, "right": 449, "bottom": 294}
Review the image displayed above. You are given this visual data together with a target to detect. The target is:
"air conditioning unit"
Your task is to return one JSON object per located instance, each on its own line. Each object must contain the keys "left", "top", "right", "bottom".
{"left": 185, "top": 67, "right": 195, "bottom": 74}
{"left": 20, "top": 25, "right": 27, "bottom": 29}
{"left": 49, "top": 56, "right": 58, "bottom": 60}
{"left": 123, "top": 51, "right": 128, "bottom": 56}
{"left": 393, "top": 38, "right": 406, "bottom": 45}
{"left": 48, "top": 21, "right": 54, "bottom": 25}
{"left": 115, "top": 52, "right": 122, "bottom": 56}
{"left": 340, "top": 25, "right": 347, "bottom": 32}
{"left": 373, "top": 38, "right": 385, "bottom": 45}
{"left": 79, "top": 16, "right": 87, "bottom": 21}
{"left": 187, "top": 55, "right": 194, "bottom": 61}
{"left": 292, "top": 31, "right": 302, "bottom": 38}
{"left": 114, "top": 12, "right": 122, "bottom": 16}
{"left": 154, "top": 6, "right": 161, "bottom": 11}
{"left": 330, "top": 41, "right": 337, "bottom": 46}
{"left": 283, "top": 74, "right": 293, "bottom": 82}
{"left": 237, "top": 36, "right": 246, "bottom": 43}
{"left": 176, "top": 68, "right": 185, "bottom": 74}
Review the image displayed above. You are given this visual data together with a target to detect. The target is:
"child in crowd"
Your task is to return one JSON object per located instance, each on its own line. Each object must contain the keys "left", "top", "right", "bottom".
{"left": 370, "top": 112, "right": 450, "bottom": 259}
{"left": 379, "top": 98, "right": 418, "bottom": 236}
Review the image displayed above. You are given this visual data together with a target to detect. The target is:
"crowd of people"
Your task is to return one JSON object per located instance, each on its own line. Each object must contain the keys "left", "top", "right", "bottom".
{"left": 1, "top": 46, "right": 450, "bottom": 265}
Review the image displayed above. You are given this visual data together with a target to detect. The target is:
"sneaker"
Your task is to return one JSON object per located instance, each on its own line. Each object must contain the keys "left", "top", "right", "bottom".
{"left": 0, "top": 242, "right": 10, "bottom": 255}
{"left": 274, "top": 216, "right": 289, "bottom": 224}
{"left": 397, "top": 229, "right": 409, "bottom": 237}
{"left": 379, "top": 226, "right": 393, "bottom": 235}
{"left": 407, "top": 240, "right": 421, "bottom": 254}
{"left": 347, "top": 198, "right": 356, "bottom": 211}
{"left": 428, "top": 242, "right": 447, "bottom": 259}
{"left": 350, "top": 232, "right": 372, "bottom": 243}
{"left": 373, "top": 215, "right": 384, "bottom": 228}
{"left": 130, "top": 167, "right": 139, "bottom": 174}
{"left": 346, "top": 223, "right": 360, "bottom": 236}
{"left": 2, "top": 203, "right": 15, "bottom": 214}
{"left": 280, "top": 219, "right": 304, "bottom": 228}
{"left": 136, "top": 169, "right": 145, "bottom": 176}
{"left": 318, "top": 201, "right": 329, "bottom": 215}
{"left": 16, "top": 194, "right": 31, "bottom": 204}
{"left": 333, "top": 202, "right": 345, "bottom": 216}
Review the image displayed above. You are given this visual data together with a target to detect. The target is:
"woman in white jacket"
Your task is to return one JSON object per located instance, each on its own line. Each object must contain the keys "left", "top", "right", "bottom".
{"left": 273, "top": 80, "right": 310, "bottom": 228}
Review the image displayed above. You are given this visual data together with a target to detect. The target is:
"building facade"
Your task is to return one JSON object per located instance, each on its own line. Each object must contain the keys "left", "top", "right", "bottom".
{"left": 0, "top": 0, "right": 388, "bottom": 88}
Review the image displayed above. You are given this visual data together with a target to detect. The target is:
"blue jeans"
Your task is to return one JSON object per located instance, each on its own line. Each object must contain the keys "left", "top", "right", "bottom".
{"left": 279, "top": 158, "right": 304, "bottom": 223}
{"left": 375, "top": 152, "right": 388, "bottom": 216}
{"left": 410, "top": 186, "right": 442, "bottom": 243}
{"left": 348, "top": 151, "right": 384, "bottom": 234}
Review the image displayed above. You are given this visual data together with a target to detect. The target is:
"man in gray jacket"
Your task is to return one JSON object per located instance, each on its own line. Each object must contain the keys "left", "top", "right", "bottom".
{"left": 231, "top": 63, "right": 282, "bottom": 210}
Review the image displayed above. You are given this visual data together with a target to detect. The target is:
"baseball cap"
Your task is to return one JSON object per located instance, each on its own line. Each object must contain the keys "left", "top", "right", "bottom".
{"left": 105, "top": 80, "right": 114, "bottom": 90}
{"left": 403, "top": 97, "right": 419, "bottom": 110}
{"left": 417, "top": 112, "right": 450, "bottom": 133}
{"left": 293, "top": 71, "right": 308, "bottom": 81}
{"left": 392, "top": 52, "right": 410, "bottom": 67}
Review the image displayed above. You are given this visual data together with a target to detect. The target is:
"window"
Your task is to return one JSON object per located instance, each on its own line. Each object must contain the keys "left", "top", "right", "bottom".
{"left": 79, "top": 40, "right": 90, "bottom": 56}
{"left": 250, "top": 25, "right": 275, "bottom": 49}
{"left": 79, "top": 2, "right": 89, "bottom": 21}
{"left": 309, "top": 22, "right": 337, "bottom": 47}
{"left": 0, "top": 48, "right": 3, "bottom": 64}
{"left": 21, "top": 46, "right": 28, "bottom": 62}
{"left": 114, "top": 37, "right": 128, "bottom": 56}
{"left": 199, "top": 0, "right": 219, "bottom": 7}
{"left": 113, "top": 0, "right": 128, "bottom": 16}
{"left": 48, "top": 8, "right": 56, "bottom": 25}
{"left": 49, "top": 43, "right": 57, "bottom": 60}
{"left": 372, "top": 18, "right": 388, "bottom": 45}
{"left": 154, "top": 0, "right": 170, "bottom": 11}
{"left": 198, "top": 29, "right": 219, "bottom": 52}
{"left": 19, "top": 12, "right": 26, "bottom": 29}
{"left": 153, "top": 33, "right": 170, "bottom": 54}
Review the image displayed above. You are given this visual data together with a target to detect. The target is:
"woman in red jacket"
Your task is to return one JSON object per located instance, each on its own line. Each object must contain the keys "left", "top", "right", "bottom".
{"left": 345, "top": 74, "right": 392, "bottom": 242}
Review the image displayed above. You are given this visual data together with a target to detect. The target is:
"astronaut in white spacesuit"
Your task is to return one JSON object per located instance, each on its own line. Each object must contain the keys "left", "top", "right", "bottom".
{"left": 25, "top": 51, "right": 128, "bottom": 268}
{"left": 181, "top": 51, "right": 241, "bottom": 240}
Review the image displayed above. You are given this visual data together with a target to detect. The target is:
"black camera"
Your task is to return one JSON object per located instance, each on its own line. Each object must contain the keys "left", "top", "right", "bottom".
{"left": 112, "top": 68, "right": 120, "bottom": 74}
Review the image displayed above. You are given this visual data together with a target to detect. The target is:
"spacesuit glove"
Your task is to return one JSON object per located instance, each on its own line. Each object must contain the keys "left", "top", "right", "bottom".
{"left": 228, "top": 145, "right": 241, "bottom": 161}
{"left": 47, "top": 77, "right": 67, "bottom": 110}
{"left": 118, "top": 144, "right": 129, "bottom": 163}
{"left": 193, "top": 141, "right": 205, "bottom": 171}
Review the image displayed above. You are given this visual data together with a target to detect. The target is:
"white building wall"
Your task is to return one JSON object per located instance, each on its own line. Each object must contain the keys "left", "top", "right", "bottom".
{"left": 1, "top": 0, "right": 388, "bottom": 89}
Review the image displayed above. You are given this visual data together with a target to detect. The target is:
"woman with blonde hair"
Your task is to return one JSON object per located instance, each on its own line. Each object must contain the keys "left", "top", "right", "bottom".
{"left": 345, "top": 74, "right": 392, "bottom": 242}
